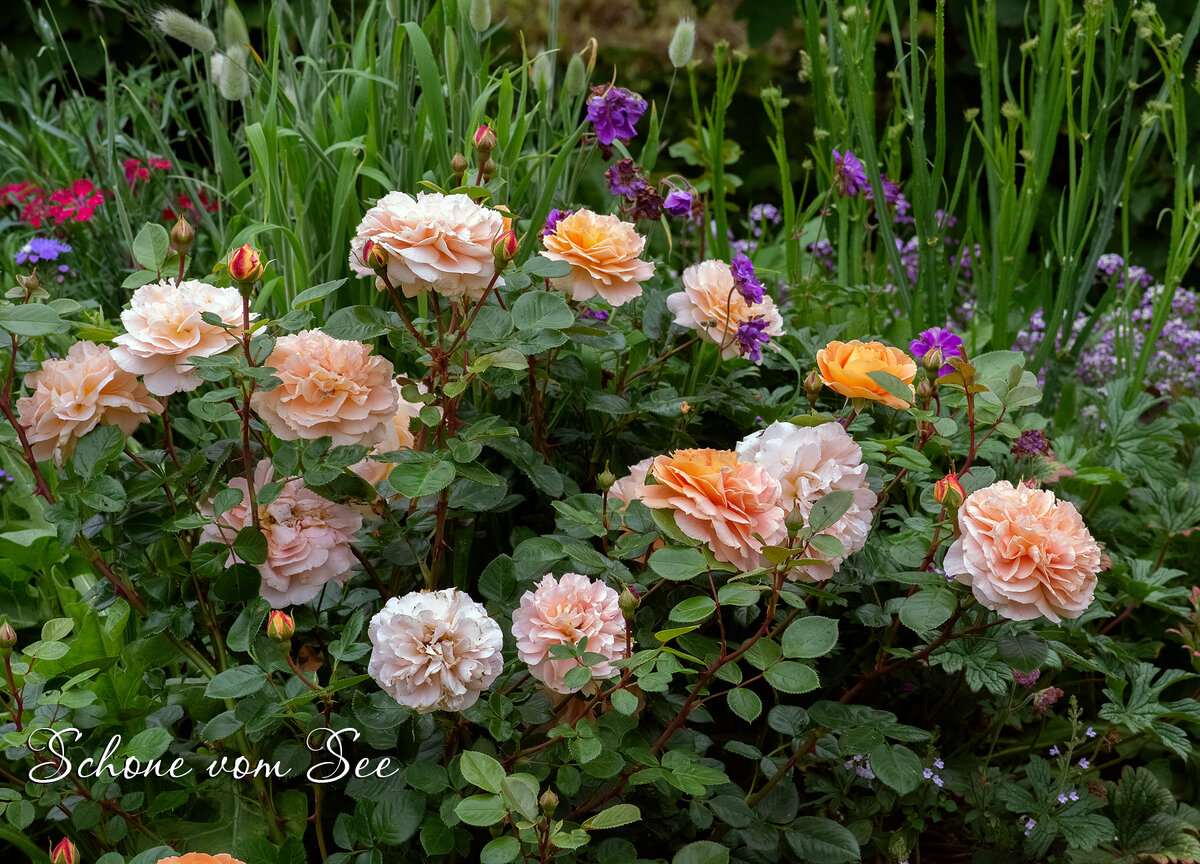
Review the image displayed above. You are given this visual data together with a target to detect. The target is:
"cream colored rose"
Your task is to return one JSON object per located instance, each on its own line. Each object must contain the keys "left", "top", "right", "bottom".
{"left": 540, "top": 209, "right": 655, "bottom": 307}
{"left": 111, "top": 279, "right": 250, "bottom": 395}
{"left": 367, "top": 588, "right": 504, "bottom": 713}
{"left": 16, "top": 341, "right": 162, "bottom": 465}
{"left": 251, "top": 329, "right": 399, "bottom": 447}
{"left": 737, "top": 421, "right": 877, "bottom": 582}
{"left": 944, "top": 480, "right": 1102, "bottom": 623}
{"left": 667, "top": 260, "right": 784, "bottom": 360}
{"left": 349, "top": 191, "right": 505, "bottom": 301}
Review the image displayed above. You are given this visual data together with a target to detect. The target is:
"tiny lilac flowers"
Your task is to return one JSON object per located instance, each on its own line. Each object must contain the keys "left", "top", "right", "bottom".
{"left": 586, "top": 85, "right": 647, "bottom": 146}
{"left": 832, "top": 149, "right": 868, "bottom": 197}
{"left": 15, "top": 238, "right": 71, "bottom": 265}
{"left": 910, "top": 326, "right": 965, "bottom": 376}
{"left": 735, "top": 317, "right": 772, "bottom": 362}
{"left": 606, "top": 159, "right": 646, "bottom": 198}
{"left": 731, "top": 253, "right": 764, "bottom": 303}
{"left": 1085, "top": 727, "right": 1096, "bottom": 738}
{"left": 1078, "top": 758, "right": 1090, "bottom": 769}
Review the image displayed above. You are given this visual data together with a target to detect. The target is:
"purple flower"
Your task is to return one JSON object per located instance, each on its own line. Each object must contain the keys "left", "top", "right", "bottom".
{"left": 909, "top": 326, "right": 965, "bottom": 376}
{"left": 1013, "top": 668, "right": 1042, "bottom": 688}
{"left": 664, "top": 189, "right": 695, "bottom": 218}
{"left": 735, "top": 317, "right": 772, "bottom": 363}
{"left": 605, "top": 159, "right": 646, "bottom": 198}
{"left": 1069, "top": 791, "right": 1078, "bottom": 801}
{"left": 15, "top": 237, "right": 71, "bottom": 265}
{"left": 731, "top": 253, "right": 764, "bottom": 304}
{"left": 1057, "top": 793, "right": 1069, "bottom": 804}
{"left": 630, "top": 185, "right": 664, "bottom": 222}
{"left": 749, "top": 203, "right": 780, "bottom": 225}
{"left": 579, "top": 307, "right": 609, "bottom": 322}
{"left": 1085, "top": 727, "right": 1096, "bottom": 738}
{"left": 1049, "top": 746, "right": 1060, "bottom": 756}
{"left": 542, "top": 208, "right": 573, "bottom": 237}
{"left": 934, "top": 759, "right": 944, "bottom": 770}
{"left": 1078, "top": 758, "right": 1089, "bottom": 769}
{"left": 1011, "top": 430, "right": 1053, "bottom": 458}
{"left": 832, "top": 149, "right": 868, "bottom": 197}
{"left": 586, "top": 85, "right": 647, "bottom": 146}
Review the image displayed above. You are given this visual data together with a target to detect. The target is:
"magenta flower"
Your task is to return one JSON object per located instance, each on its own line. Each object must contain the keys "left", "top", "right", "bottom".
{"left": 910, "top": 326, "right": 965, "bottom": 376}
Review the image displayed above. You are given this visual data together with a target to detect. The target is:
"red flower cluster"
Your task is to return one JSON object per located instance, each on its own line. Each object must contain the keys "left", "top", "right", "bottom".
{"left": 0, "top": 179, "right": 103, "bottom": 227}
{"left": 123, "top": 157, "right": 173, "bottom": 190}
{"left": 163, "top": 191, "right": 219, "bottom": 222}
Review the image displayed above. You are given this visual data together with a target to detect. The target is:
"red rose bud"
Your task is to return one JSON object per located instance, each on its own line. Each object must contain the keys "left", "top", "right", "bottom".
{"left": 267, "top": 609, "right": 295, "bottom": 642}
{"left": 228, "top": 243, "right": 265, "bottom": 285}
{"left": 473, "top": 124, "right": 498, "bottom": 155}
{"left": 493, "top": 229, "right": 519, "bottom": 267}
{"left": 934, "top": 473, "right": 966, "bottom": 509}
{"left": 170, "top": 215, "right": 195, "bottom": 252}
{"left": 0, "top": 620, "right": 15, "bottom": 659}
{"left": 363, "top": 239, "right": 389, "bottom": 271}
{"left": 49, "top": 838, "right": 77, "bottom": 864}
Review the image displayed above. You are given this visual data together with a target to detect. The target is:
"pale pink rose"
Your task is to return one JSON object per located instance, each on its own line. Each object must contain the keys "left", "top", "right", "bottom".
{"left": 200, "top": 462, "right": 362, "bottom": 608}
{"left": 349, "top": 191, "right": 506, "bottom": 301}
{"left": 15, "top": 341, "right": 162, "bottom": 466}
{"left": 251, "top": 329, "right": 399, "bottom": 446}
{"left": 367, "top": 588, "right": 503, "bottom": 713}
{"left": 944, "top": 480, "right": 1102, "bottom": 623}
{"left": 540, "top": 209, "right": 655, "bottom": 307}
{"left": 636, "top": 449, "right": 787, "bottom": 571}
{"left": 667, "top": 260, "right": 784, "bottom": 360}
{"left": 737, "top": 421, "right": 877, "bottom": 582}
{"left": 111, "top": 280, "right": 251, "bottom": 395}
{"left": 609, "top": 457, "right": 654, "bottom": 508}
{"left": 349, "top": 381, "right": 426, "bottom": 485}
{"left": 511, "top": 573, "right": 625, "bottom": 694}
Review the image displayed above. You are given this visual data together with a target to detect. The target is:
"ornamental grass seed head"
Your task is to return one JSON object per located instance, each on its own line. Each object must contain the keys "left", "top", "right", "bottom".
{"left": 155, "top": 8, "right": 217, "bottom": 53}
{"left": 669, "top": 18, "right": 696, "bottom": 68}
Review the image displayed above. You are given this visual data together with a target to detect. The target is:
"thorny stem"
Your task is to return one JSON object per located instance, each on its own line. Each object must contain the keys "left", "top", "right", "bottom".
{"left": 241, "top": 292, "right": 260, "bottom": 530}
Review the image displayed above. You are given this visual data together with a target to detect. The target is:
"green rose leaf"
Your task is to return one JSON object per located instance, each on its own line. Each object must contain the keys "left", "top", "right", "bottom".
{"left": 460, "top": 750, "right": 505, "bottom": 794}
{"left": 782, "top": 616, "right": 839, "bottom": 659}
{"left": 204, "top": 665, "right": 268, "bottom": 699}
{"left": 764, "top": 661, "right": 819, "bottom": 694}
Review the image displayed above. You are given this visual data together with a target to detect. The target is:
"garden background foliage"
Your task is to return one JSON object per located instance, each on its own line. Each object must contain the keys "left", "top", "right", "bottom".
{"left": 3, "top": 1, "right": 1200, "bottom": 863}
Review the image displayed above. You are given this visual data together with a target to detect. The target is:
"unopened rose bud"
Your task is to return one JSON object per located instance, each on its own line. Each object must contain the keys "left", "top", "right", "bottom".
{"left": 16, "top": 272, "right": 39, "bottom": 292}
{"left": 267, "top": 609, "right": 295, "bottom": 643}
{"left": 474, "top": 124, "right": 498, "bottom": 156}
{"left": 171, "top": 215, "right": 195, "bottom": 253}
{"left": 785, "top": 506, "right": 805, "bottom": 538}
{"left": 597, "top": 465, "right": 617, "bottom": 492}
{"left": 363, "top": 239, "right": 389, "bottom": 271}
{"left": 618, "top": 586, "right": 639, "bottom": 620}
{"left": 933, "top": 473, "right": 965, "bottom": 510}
{"left": 539, "top": 788, "right": 559, "bottom": 818}
{"left": 492, "top": 229, "right": 519, "bottom": 268}
{"left": 0, "top": 620, "right": 16, "bottom": 659}
{"left": 451, "top": 151, "right": 468, "bottom": 181}
{"left": 481, "top": 157, "right": 497, "bottom": 181}
{"left": 49, "top": 838, "right": 77, "bottom": 864}
{"left": 922, "top": 348, "right": 945, "bottom": 380}
{"left": 228, "top": 243, "right": 264, "bottom": 286}
{"left": 915, "top": 379, "right": 934, "bottom": 404}
{"left": 804, "top": 369, "right": 823, "bottom": 407}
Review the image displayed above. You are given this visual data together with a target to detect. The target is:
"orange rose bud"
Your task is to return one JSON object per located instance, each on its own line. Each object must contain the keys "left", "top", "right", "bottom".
{"left": 362, "top": 239, "right": 389, "bottom": 271}
{"left": 0, "top": 620, "right": 15, "bottom": 659}
{"left": 934, "top": 473, "right": 966, "bottom": 509}
{"left": 49, "top": 838, "right": 77, "bottom": 864}
{"left": 228, "top": 244, "right": 265, "bottom": 285}
{"left": 473, "top": 123, "right": 498, "bottom": 154}
{"left": 493, "top": 229, "right": 519, "bottom": 267}
{"left": 267, "top": 609, "right": 295, "bottom": 642}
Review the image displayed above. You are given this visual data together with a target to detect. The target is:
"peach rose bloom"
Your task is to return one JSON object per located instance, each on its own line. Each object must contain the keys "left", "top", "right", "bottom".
{"left": 16, "top": 341, "right": 162, "bottom": 465}
{"left": 252, "top": 329, "right": 399, "bottom": 447}
{"left": 637, "top": 449, "right": 786, "bottom": 571}
{"left": 201, "top": 462, "right": 363, "bottom": 608}
{"left": 350, "top": 381, "right": 426, "bottom": 485}
{"left": 368, "top": 588, "right": 504, "bottom": 713}
{"left": 540, "top": 209, "right": 655, "bottom": 307}
{"left": 511, "top": 573, "right": 625, "bottom": 694}
{"left": 944, "top": 480, "right": 1102, "bottom": 623}
{"left": 112, "top": 280, "right": 251, "bottom": 395}
{"left": 817, "top": 340, "right": 917, "bottom": 409}
{"left": 157, "top": 855, "right": 246, "bottom": 864}
{"left": 667, "top": 260, "right": 785, "bottom": 361}
{"left": 349, "top": 191, "right": 505, "bottom": 300}
{"left": 609, "top": 457, "right": 654, "bottom": 508}
{"left": 737, "top": 421, "right": 877, "bottom": 582}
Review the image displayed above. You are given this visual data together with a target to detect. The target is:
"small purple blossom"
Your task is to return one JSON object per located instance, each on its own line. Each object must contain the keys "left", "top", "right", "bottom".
{"left": 1057, "top": 793, "right": 1069, "bottom": 804}
{"left": 1024, "top": 817, "right": 1037, "bottom": 836}
{"left": 933, "top": 775, "right": 944, "bottom": 787}
{"left": 1013, "top": 668, "right": 1042, "bottom": 688}
{"left": 586, "top": 85, "right": 647, "bottom": 146}
{"left": 735, "top": 317, "right": 772, "bottom": 363}
{"left": 910, "top": 326, "right": 965, "bottom": 376}
{"left": 832, "top": 149, "right": 868, "bottom": 197}
{"left": 1049, "top": 746, "right": 1060, "bottom": 756}
{"left": 934, "top": 759, "right": 944, "bottom": 770}
{"left": 1011, "top": 429, "right": 1053, "bottom": 458}
{"left": 605, "top": 159, "right": 646, "bottom": 198}
{"left": 1069, "top": 791, "right": 1079, "bottom": 801}
{"left": 579, "top": 307, "right": 609, "bottom": 322}
{"left": 663, "top": 189, "right": 695, "bottom": 218}
{"left": 731, "top": 253, "right": 765, "bottom": 304}
{"left": 542, "top": 208, "right": 573, "bottom": 237}
{"left": 15, "top": 237, "right": 71, "bottom": 265}
{"left": 1085, "top": 727, "right": 1096, "bottom": 738}
{"left": 1078, "top": 758, "right": 1090, "bottom": 769}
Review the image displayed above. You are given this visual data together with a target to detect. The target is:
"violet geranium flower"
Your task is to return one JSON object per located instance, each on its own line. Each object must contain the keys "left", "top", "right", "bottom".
{"left": 731, "top": 253, "right": 765, "bottom": 304}
{"left": 832, "top": 149, "right": 868, "bottom": 197}
{"left": 586, "top": 85, "right": 648, "bottom": 146}
{"left": 910, "top": 326, "right": 965, "bottom": 376}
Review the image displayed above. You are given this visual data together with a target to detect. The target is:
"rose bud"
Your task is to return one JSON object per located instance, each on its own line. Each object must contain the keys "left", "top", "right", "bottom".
{"left": 933, "top": 473, "right": 966, "bottom": 510}
{"left": 267, "top": 609, "right": 295, "bottom": 643}
{"left": 0, "top": 621, "right": 16, "bottom": 659}
{"left": 492, "top": 229, "right": 519, "bottom": 268}
{"left": 171, "top": 215, "right": 195, "bottom": 253}
{"left": 49, "top": 838, "right": 77, "bottom": 864}
{"left": 228, "top": 243, "right": 265, "bottom": 285}
{"left": 473, "top": 124, "right": 498, "bottom": 156}
{"left": 363, "top": 239, "right": 389, "bottom": 271}
{"left": 804, "top": 368, "right": 823, "bottom": 407}
{"left": 596, "top": 465, "right": 617, "bottom": 492}
{"left": 451, "top": 151, "right": 468, "bottom": 181}
{"left": 539, "top": 788, "right": 559, "bottom": 818}
{"left": 618, "top": 586, "right": 639, "bottom": 620}
{"left": 922, "top": 348, "right": 945, "bottom": 380}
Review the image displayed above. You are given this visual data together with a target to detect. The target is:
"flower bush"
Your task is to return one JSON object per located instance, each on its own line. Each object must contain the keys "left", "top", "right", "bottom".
{"left": 3, "top": 2, "right": 1200, "bottom": 864}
